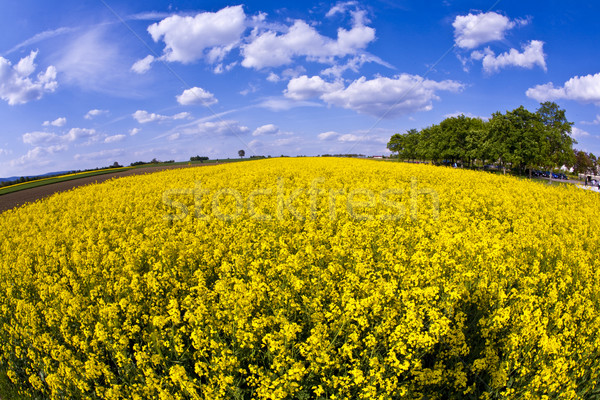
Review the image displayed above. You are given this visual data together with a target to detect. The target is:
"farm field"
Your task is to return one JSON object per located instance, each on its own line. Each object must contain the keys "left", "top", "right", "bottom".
{"left": 0, "top": 157, "right": 599, "bottom": 399}
{"left": 0, "top": 160, "right": 246, "bottom": 214}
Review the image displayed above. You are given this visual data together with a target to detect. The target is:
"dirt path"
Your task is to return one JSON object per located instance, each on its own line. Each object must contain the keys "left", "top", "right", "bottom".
{"left": 0, "top": 164, "right": 210, "bottom": 214}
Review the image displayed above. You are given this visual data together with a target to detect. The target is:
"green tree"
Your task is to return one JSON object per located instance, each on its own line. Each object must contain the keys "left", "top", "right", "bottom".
{"left": 573, "top": 150, "right": 596, "bottom": 175}
{"left": 387, "top": 129, "right": 420, "bottom": 161}
{"left": 238, "top": 149, "right": 245, "bottom": 158}
{"left": 386, "top": 133, "right": 406, "bottom": 159}
{"left": 536, "top": 102, "right": 575, "bottom": 174}
{"left": 488, "top": 106, "right": 547, "bottom": 177}
{"left": 438, "top": 115, "right": 488, "bottom": 167}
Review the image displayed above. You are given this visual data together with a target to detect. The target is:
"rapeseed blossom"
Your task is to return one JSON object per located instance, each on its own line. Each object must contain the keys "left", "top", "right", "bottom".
{"left": 0, "top": 158, "right": 598, "bottom": 399}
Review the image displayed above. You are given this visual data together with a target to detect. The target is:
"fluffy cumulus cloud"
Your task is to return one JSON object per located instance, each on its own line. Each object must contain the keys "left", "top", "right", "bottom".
{"left": 473, "top": 40, "right": 546, "bottom": 73}
{"left": 84, "top": 109, "right": 108, "bottom": 119}
{"left": 148, "top": 6, "right": 246, "bottom": 64}
{"left": 64, "top": 128, "right": 97, "bottom": 142}
{"left": 241, "top": 15, "right": 375, "bottom": 70}
{"left": 453, "top": 11, "right": 526, "bottom": 49}
{"left": 131, "top": 55, "right": 155, "bottom": 74}
{"left": 42, "top": 117, "right": 66, "bottom": 127}
{"left": 176, "top": 87, "right": 218, "bottom": 106}
{"left": 287, "top": 74, "right": 463, "bottom": 118}
{"left": 284, "top": 75, "right": 344, "bottom": 100}
{"left": 132, "top": 110, "right": 191, "bottom": 123}
{"left": 252, "top": 124, "right": 280, "bottom": 136}
{"left": 0, "top": 50, "right": 57, "bottom": 105}
{"left": 526, "top": 72, "right": 600, "bottom": 105}
{"left": 453, "top": 11, "right": 543, "bottom": 74}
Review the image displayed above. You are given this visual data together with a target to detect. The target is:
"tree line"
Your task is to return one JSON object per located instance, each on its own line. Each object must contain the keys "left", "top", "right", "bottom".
{"left": 386, "top": 102, "right": 596, "bottom": 177}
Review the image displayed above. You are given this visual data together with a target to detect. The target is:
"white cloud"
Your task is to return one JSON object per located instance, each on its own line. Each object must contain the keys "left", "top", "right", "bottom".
{"left": 53, "top": 28, "right": 129, "bottom": 95}
{"left": 84, "top": 109, "right": 108, "bottom": 119}
{"left": 22, "top": 128, "right": 100, "bottom": 146}
{"left": 338, "top": 133, "right": 365, "bottom": 142}
{"left": 176, "top": 86, "right": 218, "bottom": 106}
{"left": 252, "top": 124, "right": 280, "bottom": 136}
{"left": 42, "top": 117, "right": 66, "bottom": 127}
{"left": 132, "top": 110, "right": 191, "bottom": 123}
{"left": 241, "top": 16, "right": 375, "bottom": 69}
{"left": 131, "top": 55, "right": 155, "bottom": 74}
{"left": 323, "top": 75, "right": 463, "bottom": 117}
{"left": 180, "top": 120, "right": 250, "bottom": 137}
{"left": 22, "top": 131, "right": 60, "bottom": 146}
{"left": 318, "top": 129, "right": 389, "bottom": 151}
{"left": 453, "top": 11, "right": 526, "bottom": 49}
{"left": 64, "top": 128, "right": 97, "bottom": 142}
{"left": 104, "top": 134, "right": 126, "bottom": 143}
{"left": 0, "top": 50, "right": 58, "bottom": 105}
{"left": 321, "top": 54, "right": 393, "bottom": 78}
{"left": 11, "top": 145, "right": 67, "bottom": 166}
{"left": 127, "top": 11, "right": 174, "bottom": 21}
{"left": 129, "top": 127, "right": 141, "bottom": 135}
{"left": 474, "top": 40, "right": 546, "bottom": 73}
{"left": 6, "top": 27, "right": 76, "bottom": 56}
{"left": 284, "top": 75, "right": 344, "bottom": 100}
{"left": 318, "top": 131, "right": 340, "bottom": 140}
{"left": 288, "top": 74, "right": 463, "bottom": 118}
{"left": 581, "top": 115, "right": 600, "bottom": 125}
{"left": 571, "top": 127, "right": 590, "bottom": 139}
{"left": 326, "top": 1, "right": 359, "bottom": 18}
{"left": 266, "top": 72, "right": 280, "bottom": 82}
{"left": 526, "top": 72, "right": 600, "bottom": 105}
{"left": 148, "top": 6, "right": 246, "bottom": 64}
{"left": 0, "top": 148, "right": 10, "bottom": 156}
{"left": 257, "top": 96, "right": 322, "bottom": 111}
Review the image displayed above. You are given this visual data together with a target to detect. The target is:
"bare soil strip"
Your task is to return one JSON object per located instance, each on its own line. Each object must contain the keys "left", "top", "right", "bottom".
{"left": 0, "top": 164, "right": 208, "bottom": 214}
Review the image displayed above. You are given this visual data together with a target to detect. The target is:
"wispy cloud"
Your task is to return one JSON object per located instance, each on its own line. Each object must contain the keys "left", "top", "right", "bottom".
{"left": 4, "top": 27, "right": 77, "bottom": 55}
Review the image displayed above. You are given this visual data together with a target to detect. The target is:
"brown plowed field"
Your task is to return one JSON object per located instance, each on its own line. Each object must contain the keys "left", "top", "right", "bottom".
{"left": 0, "top": 164, "right": 210, "bottom": 214}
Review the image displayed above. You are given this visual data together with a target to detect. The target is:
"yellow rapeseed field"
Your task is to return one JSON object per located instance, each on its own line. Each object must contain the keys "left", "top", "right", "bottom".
{"left": 0, "top": 158, "right": 599, "bottom": 399}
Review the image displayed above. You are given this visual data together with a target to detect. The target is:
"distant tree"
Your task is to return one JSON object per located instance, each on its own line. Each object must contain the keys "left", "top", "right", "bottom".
{"left": 573, "top": 150, "right": 597, "bottom": 175}
{"left": 238, "top": 149, "right": 245, "bottom": 158}
{"left": 111, "top": 161, "right": 122, "bottom": 168}
{"left": 151, "top": 158, "right": 159, "bottom": 164}
{"left": 190, "top": 156, "right": 209, "bottom": 162}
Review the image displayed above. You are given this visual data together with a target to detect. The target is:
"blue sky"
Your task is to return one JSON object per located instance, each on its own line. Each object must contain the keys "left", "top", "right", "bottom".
{"left": 1, "top": 0, "right": 599, "bottom": 177}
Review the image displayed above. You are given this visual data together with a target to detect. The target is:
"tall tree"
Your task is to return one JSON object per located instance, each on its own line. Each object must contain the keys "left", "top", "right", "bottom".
{"left": 536, "top": 102, "right": 575, "bottom": 173}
